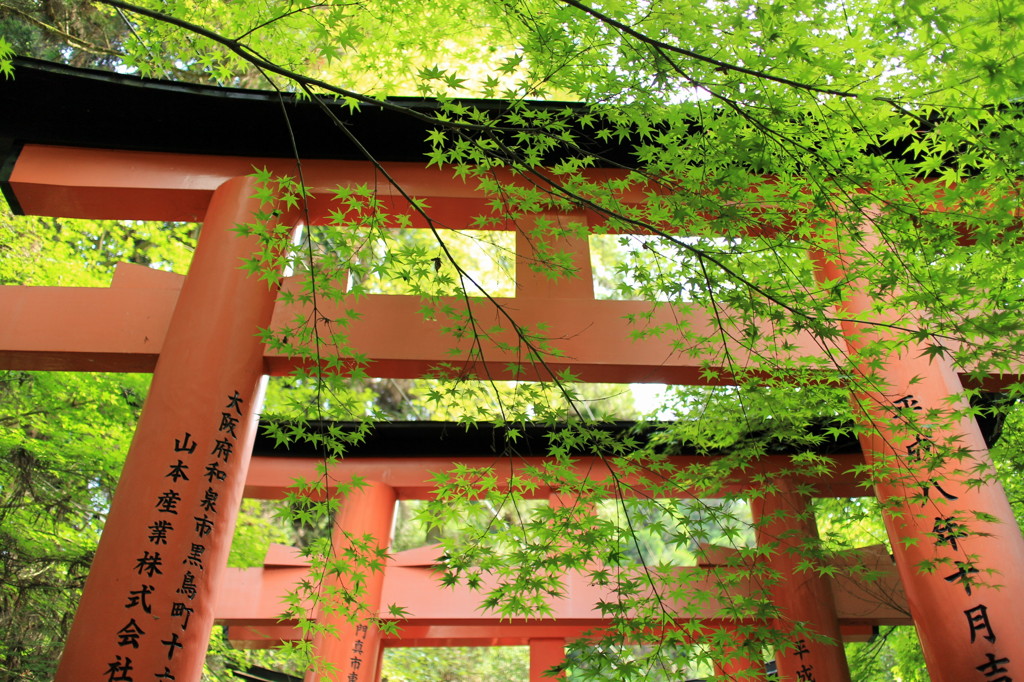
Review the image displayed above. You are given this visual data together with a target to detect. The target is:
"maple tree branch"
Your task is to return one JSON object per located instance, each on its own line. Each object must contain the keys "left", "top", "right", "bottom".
{"left": 556, "top": 0, "right": 907, "bottom": 107}
{"left": 1, "top": 2, "right": 120, "bottom": 57}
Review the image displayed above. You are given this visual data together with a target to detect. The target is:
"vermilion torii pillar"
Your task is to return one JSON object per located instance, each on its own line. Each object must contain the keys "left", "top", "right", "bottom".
{"left": 814, "top": 229, "right": 1024, "bottom": 681}
{"left": 529, "top": 638, "right": 567, "bottom": 681}
{"left": 306, "top": 482, "right": 396, "bottom": 682}
{"left": 56, "top": 177, "right": 287, "bottom": 681}
{"left": 751, "top": 477, "right": 850, "bottom": 682}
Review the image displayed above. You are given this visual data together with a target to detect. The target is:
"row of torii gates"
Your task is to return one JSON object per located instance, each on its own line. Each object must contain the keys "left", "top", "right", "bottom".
{"left": 2, "top": 58, "right": 1023, "bottom": 681}
{"left": 227, "top": 425, "right": 908, "bottom": 682}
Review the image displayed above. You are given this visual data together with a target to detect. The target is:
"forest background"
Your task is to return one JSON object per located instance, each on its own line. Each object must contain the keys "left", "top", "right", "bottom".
{"left": 2, "top": 0, "right": 1024, "bottom": 679}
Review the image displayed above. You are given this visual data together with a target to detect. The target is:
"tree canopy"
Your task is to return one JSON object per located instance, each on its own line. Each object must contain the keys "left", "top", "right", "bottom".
{"left": 2, "top": 0, "right": 1024, "bottom": 679}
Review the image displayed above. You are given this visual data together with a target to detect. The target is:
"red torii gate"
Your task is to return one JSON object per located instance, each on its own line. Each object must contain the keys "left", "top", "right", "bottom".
{"left": 217, "top": 437, "right": 908, "bottom": 680}
{"left": 216, "top": 541, "right": 906, "bottom": 670}
{"left": 2, "top": 58, "right": 1023, "bottom": 681}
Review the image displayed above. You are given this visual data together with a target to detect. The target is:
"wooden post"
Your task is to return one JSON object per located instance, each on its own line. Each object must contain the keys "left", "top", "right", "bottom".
{"left": 530, "top": 638, "right": 566, "bottom": 681}
{"left": 813, "top": 229, "right": 1024, "bottom": 680}
{"left": 305, "top": 481, "right": 396, "bottom": 682}
{"left": 751, "top": 477, "right": 851, "bottom": 682}
{"left": 515, "top": 214, "right": 594, "bottom": 300}
{"left": 57, "top": 176, "right": 286, "bottom": 681}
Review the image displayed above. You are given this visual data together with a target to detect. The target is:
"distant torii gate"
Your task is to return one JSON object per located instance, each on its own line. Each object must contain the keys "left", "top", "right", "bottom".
{"left": 2, "top": 59, "right": 1023, "bottom": 682}
{"left": 216, "top": 437, "right": 909, "bottom": 681}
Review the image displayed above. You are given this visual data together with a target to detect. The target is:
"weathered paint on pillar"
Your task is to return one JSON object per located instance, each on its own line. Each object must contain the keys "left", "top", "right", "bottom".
{"left": 57, "top": 176, "right": 286, "bottom": 681}
{"left": 529, "top": 638, "right": 566, "bottom": 681}
{"left": 751, "top": 478, "right": 851, "bottom": 682}
{"left": 814, "top": 233, "right": 1024, "bottom": 681}
{"left": 306, "top": 481, "right": 396, "bottom": 682}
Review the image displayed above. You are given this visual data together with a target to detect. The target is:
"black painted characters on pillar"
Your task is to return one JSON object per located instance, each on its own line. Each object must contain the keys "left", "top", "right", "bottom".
{"left": 125, "top": 585, "right": 154, "bottom": 614}
{"left": 183, "top": 543, "right": 206, "bottom": 569}
{"left": 218, "top": 413, "right": 239, "bottom": 438}
{"left": 945, "top": 562, "right": 980, "bottom": 596}
{"left": 891, "top": 395, "right": 1013, "bottom": 681}
{"left": 174, "top": 433, "right": 197, "bottom": 455}
{"left": 103, "top": 655, "right": 134, "bottom": 681}
{"left": 790, "top": 639, "right": 815, "bottom": 682}
{"left": 200, "top": 487, "right": 218, "bottom": 513}
{"left": 796, "top": 665, "right": 816, "bottom": 682}
{"left": 346, "top": 623, "right": 370, "bottom": 681}
{"left": 160, "top": 632, "right": 183, "bottom": 660}
{"left": 133, "top": 551, "right": 163, "bottom": 578}
{"left": 211, "top": 438, "right": 233, "bottom": 462}
{"left": 176, "top": 571, "right": 197, "bottom": 600}
{"left": 155, "top": 490, "right": 181, "bottom": 515}
{"left": 225, "top": 390, "right": 244, "bottom": 415}
{"left": 977, "top": 653, "right": 1012, "bottom": 681}
{"left": 165, "top": 460, "right": 189, "bottom": 483}
{"left": 171, "top": 602, "right": 194, "bottom": 630}
{"left": 932, "top": 515, "right": 967, "bottom": 551}
{"left": 116, "top": 619, "right": 146, "bottom": 649}
{"left": 966, "top": 605, "right": 997, "bottom": 644}
{"left": 107, "top": 389, "right": 247, "bottom": 680}
{"left": 204, "top": 461, "right": 227, "bottom": 483}
{"left": 148, "top": 520, "right": 173, "bottom": 545}
{"left": 194, "top": 514, "right": 214, "bottom": 537}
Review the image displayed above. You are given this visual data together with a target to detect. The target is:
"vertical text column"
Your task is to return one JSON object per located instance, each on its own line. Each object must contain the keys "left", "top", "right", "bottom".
{"left": 813, "top": 230, "right": 1024, "bottom": 681}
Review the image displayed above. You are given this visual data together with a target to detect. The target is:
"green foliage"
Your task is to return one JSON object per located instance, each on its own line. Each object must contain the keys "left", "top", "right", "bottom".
{"left": 0, "top": 202, "right": 199, "bottom": 677}
{"left": 382, "top": 646, "right": 528, "bottom": 681}
{"left": 203, "top": 626, "right": 306, "bottom": 681}
{"left": 989, "top": 403, "right": 1024, "bottom": 528}
{"left": 846, "top": 627, "right": 929, "bottom": 682}
{"left": 0, "top": 0, "right": 123, "bottom": 68}
{"left": 0, "top": 211, "right": 196, "bottom": 286}
{"left": 6, "top": 0, "right": 1024, "bottom": 677}
{"left": 0, "top": 35, "right": 12, "bottom": 76}
{"left": 228, "top": 500, "right": 294, "bottom": 568}
{"left": 0, "top": 370, "right": 147, "bottom": 678}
